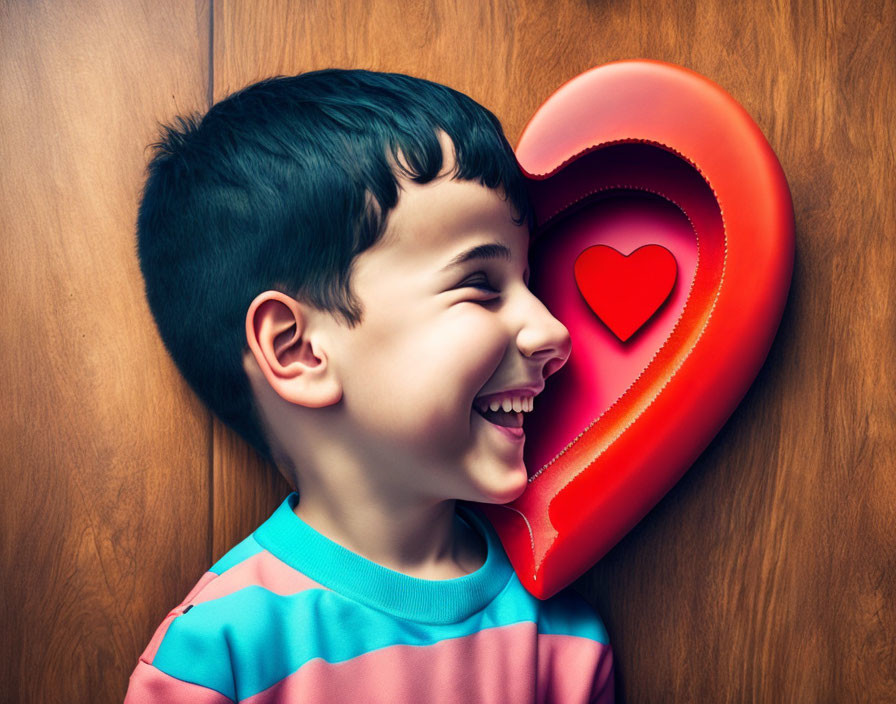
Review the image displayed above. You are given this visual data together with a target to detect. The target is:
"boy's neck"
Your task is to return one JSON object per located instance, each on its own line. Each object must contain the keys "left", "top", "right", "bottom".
{"left": 291, "top": 495, "right": 487, "bottom": 580}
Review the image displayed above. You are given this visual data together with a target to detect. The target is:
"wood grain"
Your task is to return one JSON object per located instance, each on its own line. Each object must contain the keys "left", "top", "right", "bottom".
{"left": 1, "top": 0, "right": 893, "bottom": 701}
{"left": 0, "top": 1, "right": 212, "bottom": 702}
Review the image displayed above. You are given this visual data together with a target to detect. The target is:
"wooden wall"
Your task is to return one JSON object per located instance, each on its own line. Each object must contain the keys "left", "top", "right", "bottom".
{"left": 1, "top": 0, "right": 893, "bottom": 701}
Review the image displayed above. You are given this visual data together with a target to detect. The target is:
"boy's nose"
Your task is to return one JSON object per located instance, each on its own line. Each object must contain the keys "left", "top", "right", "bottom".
{"left": 516, "top": 300, "right": 572, "bottom": 380}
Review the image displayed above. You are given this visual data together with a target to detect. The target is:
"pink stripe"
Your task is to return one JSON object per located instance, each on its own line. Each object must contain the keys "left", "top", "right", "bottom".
{"left": 190, "top": 550, "right": 330, "bottom": 606}
{"left": 124, "top": 660, "right": 233, "bottom": 703}
{"left": 539, "top": 633, "right": 615, "bottom": 704}
{"left": 241, "top": 622, "right": 614, "bottom": 704}
{"left": 183, "top": 570, "right": 220, "bottom": 602}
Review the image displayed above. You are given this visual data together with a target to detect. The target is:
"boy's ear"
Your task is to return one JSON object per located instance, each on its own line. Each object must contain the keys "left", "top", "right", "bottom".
{"left": 244, "top": 291, "right": 342, "bottom": 408}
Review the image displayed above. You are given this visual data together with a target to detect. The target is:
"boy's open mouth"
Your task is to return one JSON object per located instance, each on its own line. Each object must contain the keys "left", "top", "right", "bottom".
{"left": 473, "top": 406, "right": 524, "bottom": 428}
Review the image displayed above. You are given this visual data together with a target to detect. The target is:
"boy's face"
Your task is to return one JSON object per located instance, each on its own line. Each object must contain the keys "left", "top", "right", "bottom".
{"left": 319, "top": 134, "right": 571, "bottom": 507}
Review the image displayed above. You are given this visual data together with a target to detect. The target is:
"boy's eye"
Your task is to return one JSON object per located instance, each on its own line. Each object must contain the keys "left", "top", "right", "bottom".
{"left": 460, "top": 273, "right": 500, "bottom": 294}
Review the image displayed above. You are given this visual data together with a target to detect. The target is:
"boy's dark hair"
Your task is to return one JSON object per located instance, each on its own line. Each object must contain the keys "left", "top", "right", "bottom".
{"left": 136, "top": 68, "right": 535, "bottom": 469}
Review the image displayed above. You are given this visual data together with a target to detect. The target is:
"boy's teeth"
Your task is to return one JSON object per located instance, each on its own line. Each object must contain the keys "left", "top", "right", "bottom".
{"left": 483, "top": 395, "right": 534, "bottom": 413}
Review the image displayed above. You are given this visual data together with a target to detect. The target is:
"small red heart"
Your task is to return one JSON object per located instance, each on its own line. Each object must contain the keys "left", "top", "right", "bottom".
{"left": 574, "top": 244, "right": 678, "bottom": 342}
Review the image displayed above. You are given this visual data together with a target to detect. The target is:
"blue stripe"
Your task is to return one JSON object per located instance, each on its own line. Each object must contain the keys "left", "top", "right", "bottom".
{"left": 152, "top": 578, "right": 609, "bottom": 700}
{"left": 209, "top": 534, "right": 264, "bottom": 575}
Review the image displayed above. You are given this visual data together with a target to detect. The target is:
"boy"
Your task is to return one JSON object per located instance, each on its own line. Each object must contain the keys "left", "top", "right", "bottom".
{"left": 127, "top": 68, "right": 614, "bottom": 703}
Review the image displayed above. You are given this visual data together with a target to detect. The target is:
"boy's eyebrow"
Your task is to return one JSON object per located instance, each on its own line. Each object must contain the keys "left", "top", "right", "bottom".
{"left": 439, "top": 242, "right": 512, "bottom": 272}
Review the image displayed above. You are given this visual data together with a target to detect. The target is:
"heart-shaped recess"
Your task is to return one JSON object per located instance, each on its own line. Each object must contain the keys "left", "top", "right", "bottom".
{"left": 574, "top": 243, "right": 678, "bottom": 342}
{"left": 467, "top": 60, "right": 794, "bottom": 599}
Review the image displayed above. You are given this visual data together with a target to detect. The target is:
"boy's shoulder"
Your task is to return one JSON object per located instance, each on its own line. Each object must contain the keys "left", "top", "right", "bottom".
{"left": 535, "top": 584, "right": 611, "bottom": 645}
{"left": 131, "top": 532, "right": 334, "bottom": 701}
{"left": 158, "top": 529, "right": 334, "bottom": 639}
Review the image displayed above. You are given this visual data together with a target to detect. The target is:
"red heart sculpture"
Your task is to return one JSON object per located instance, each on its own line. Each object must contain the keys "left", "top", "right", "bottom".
{"left": 469, "top": 60, "right": 794, "bottom": 599}
{"left": 574, "top": 244, "right": 678, "bottom": 342}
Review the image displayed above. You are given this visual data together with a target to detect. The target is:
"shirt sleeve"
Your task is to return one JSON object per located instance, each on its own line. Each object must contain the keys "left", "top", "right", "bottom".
{"left": 124, "top": 577, "right": 237, "bottom": 704}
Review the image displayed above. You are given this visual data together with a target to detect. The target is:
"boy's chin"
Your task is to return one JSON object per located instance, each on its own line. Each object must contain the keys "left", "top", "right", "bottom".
{"left": 473, "top": 466, "right": 529, "bottom": 505}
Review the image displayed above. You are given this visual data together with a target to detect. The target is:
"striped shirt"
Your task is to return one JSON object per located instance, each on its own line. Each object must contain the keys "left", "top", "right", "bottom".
{"left": 125, "top": 492, "right": 614, "bottom": 703}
